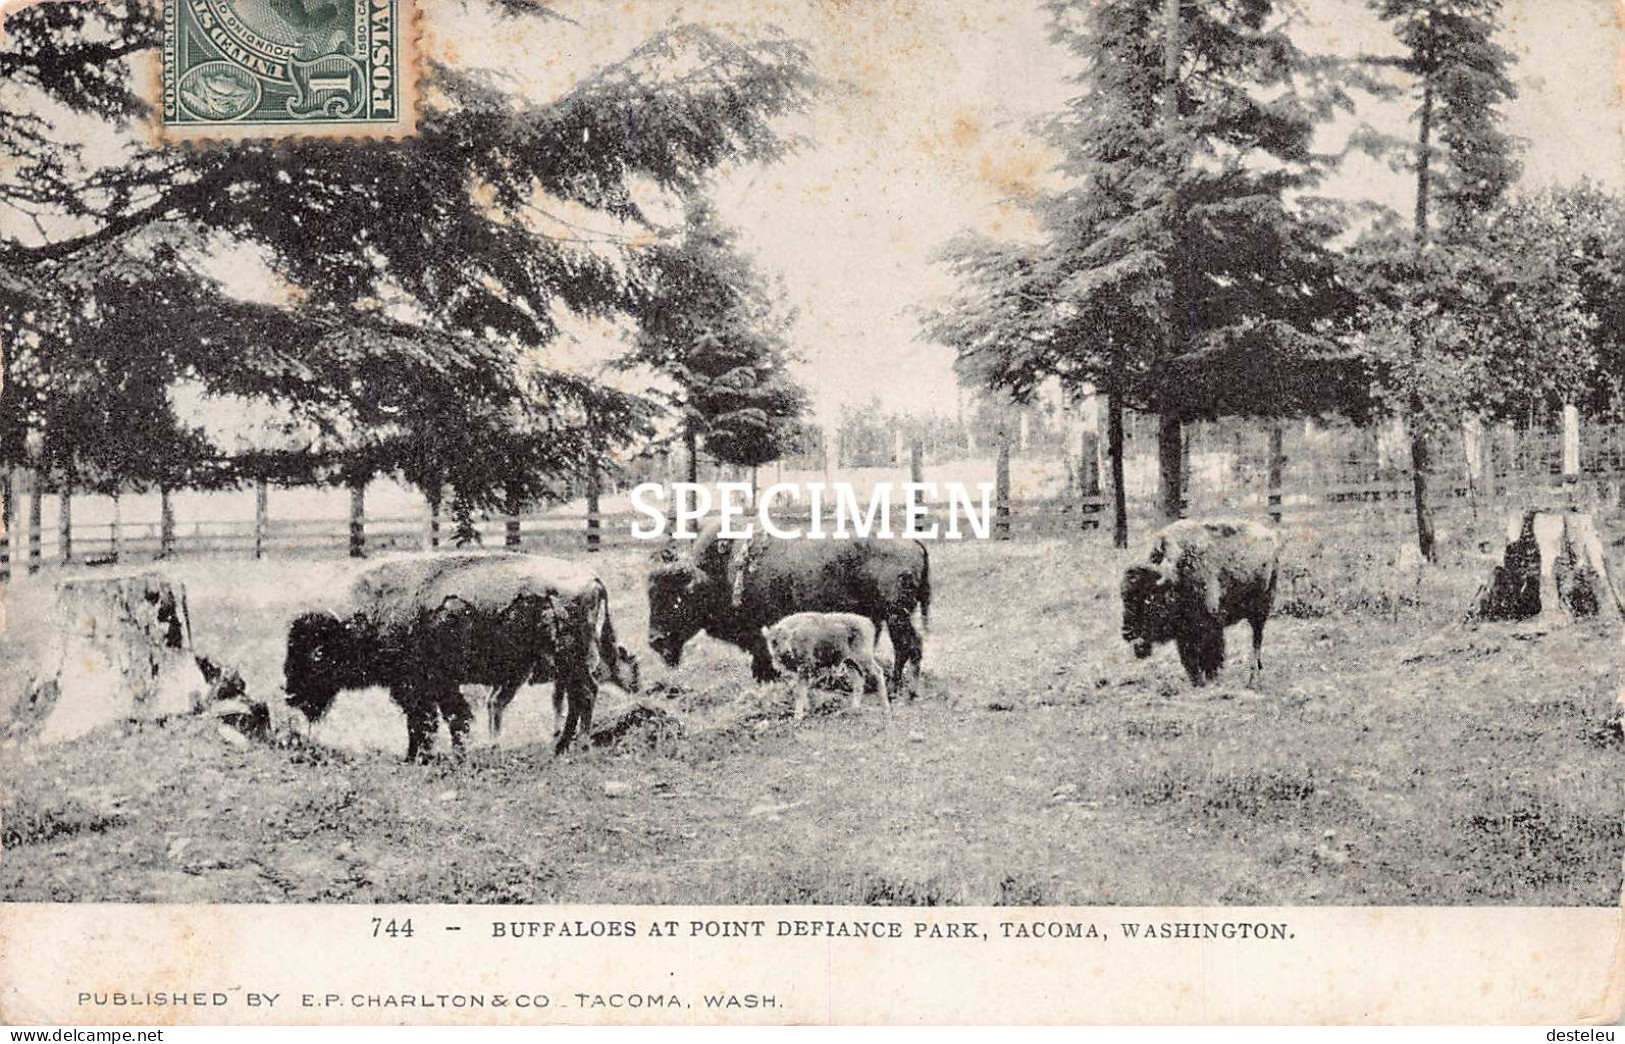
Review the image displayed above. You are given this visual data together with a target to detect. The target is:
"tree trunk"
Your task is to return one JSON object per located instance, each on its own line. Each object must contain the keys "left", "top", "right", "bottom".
{"left": 585, "top": 450, "right": 602, "bottom": 554}
{"left": 1408, "top": 72, "right": 1437, "bottom": 564}
{"left": 348, "top": 479, "right": 366, "bottom": 558}
{"left": 1470, "top": 509, "right": 1625, "bottom": 625}
{"left": 58, "top": 484, "right": 73, "bottom": 565}
{"left": 504, "top": 484, "right": 523, "bottom": 549}
{"left": 159, "top": 485, "right": 176, "bottom": 559}
{"left": 1267, "top": 421, "right": 1285, "bottom": 524}
{"left": 28, "top": 472, "right": 42, "bottom": 574}
{"left": 426, "top": 486, "right": 442, "bottom": 550}
{"left": 684, "top": 424, "right": 699, "bottom": 484}
{"left": 1108, "top": 388, "right": 1128, "bottom": 549}
{"left": 994, "top": 425, "right": 1012, "bottom": 540}
{"left": 253, "top": 479, "right": 269, "bottom": 560}
{"left": 1415, "top": 76, "right": 1433, "bottom": 246}
{"left": 1157, "top": 411, "right": 1184, "bottom": 524}
{"left": 13, "top": 572, "right": 208, "bottom": 744}
{"left": 1410, "top": 425, "right": 1437, "bottom": 564}
{"left": 910, "top": 439, "right": 925, "bottom": 485}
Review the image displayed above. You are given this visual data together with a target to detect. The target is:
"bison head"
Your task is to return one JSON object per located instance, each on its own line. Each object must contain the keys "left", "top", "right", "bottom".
{"left": 646, "top": 561, "right": 708, "bottom": 668}
{"left": 283, "top": 611, "right": 359, "bottom": 722}
{"left": 1120, "top": 563, "right": 1179, "bottom": 659}
{"left": 606, "top": 643, "right": 642, "bottom": 693}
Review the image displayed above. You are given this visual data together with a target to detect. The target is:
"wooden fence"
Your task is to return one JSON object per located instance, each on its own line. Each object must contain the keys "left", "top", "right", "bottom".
{"left": 4, "top": 415, "right": 1624, "bottom": 580}
{"left": 5, "top": 470, "right": 1622, "bottom": 582}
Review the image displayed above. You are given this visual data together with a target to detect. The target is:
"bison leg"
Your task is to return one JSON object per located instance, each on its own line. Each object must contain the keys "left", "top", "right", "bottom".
{"left": 1175, "top": 637, "right": 1204, "bottom": 687}
{"left": 438, "top": 688, "right": 474, "bottom": 754}
{"left": 1201, "top": 624, "right": 1227, "bottom": 684}
{"left": 791, "top": 677, "right": 811, "bottom": 720}
{"left": 844, "top": 663, "right": 865, "bottom": 711}
{"left": 750, "top": 640, "right": 780, "bottom": 683}
{"left": 862, "top": 658, "right": 890, "bottom": 716}
{"left": 550, "top": 685, "right": 566, "bottom": 743}
{"left": 885, "top": 614, "right": 922, "bottom": 698}
{"left": 554, "top": 675, "right": 598, "bottom": 755}
{"left": 1247, "top": 613, "right": 1267, "bottom": 687}
{"left": 487, "top": 680, "right": 523, "bottom": 742}
{"left": 400, "top": 694, "right": 439, "bottom": 763}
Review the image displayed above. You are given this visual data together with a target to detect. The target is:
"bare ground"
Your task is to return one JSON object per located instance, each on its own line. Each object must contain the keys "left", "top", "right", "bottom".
{"left": 1, "top": 526, "right": 1621, "bottom": 905}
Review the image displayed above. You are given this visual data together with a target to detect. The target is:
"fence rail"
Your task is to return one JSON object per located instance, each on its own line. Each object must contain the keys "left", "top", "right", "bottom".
{"left": 4, "top": 460, "right": 1623, "bottom": 580}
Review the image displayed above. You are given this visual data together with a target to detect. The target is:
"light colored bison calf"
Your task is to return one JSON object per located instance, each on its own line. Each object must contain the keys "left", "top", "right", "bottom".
{"left": 1120, "top": 519, "right": 1281, "bottom": 687}
{"left": 761, "top": 611, "right": 890, "bottom": 720}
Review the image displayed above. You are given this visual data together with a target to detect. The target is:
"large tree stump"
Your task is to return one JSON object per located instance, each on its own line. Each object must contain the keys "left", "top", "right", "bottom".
{"left": 15, "top": 571, "right": 210, "bottom": 744}
{"left": 1469, "top": 509, "right": 1625, "bottom": 625}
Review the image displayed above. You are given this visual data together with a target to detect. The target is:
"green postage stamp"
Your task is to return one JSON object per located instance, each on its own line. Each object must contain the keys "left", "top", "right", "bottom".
{"left": 160, "top": 0, "right": 415, "bottom": 138}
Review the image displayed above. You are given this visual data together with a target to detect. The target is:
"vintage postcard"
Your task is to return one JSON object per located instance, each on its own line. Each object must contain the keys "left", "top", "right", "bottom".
{"left": 1, "top": 0, "right": 1623, "bottom": 1027}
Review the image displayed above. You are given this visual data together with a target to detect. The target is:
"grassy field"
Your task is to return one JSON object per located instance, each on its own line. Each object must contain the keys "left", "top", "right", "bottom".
{"left": 1, "top": 521, "right": 1621, "bottom": 905}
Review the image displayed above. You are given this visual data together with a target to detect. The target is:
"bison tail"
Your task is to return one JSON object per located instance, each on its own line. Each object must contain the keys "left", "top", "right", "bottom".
{"left": 917, "top": 542, "right": 932, "bottom": 631}
{"left": 594, "top": 579, "right": 619, "bottom": 666}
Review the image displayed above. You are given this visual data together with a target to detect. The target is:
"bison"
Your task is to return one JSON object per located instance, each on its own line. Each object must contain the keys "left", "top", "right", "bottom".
{"left": 1120, "top": 518, "right": 1280, "bottom": 687}
{"left": 762, "top": 611, "right": 890, "bottom": 720}
{"left": 283, "top": 552, "right": 639, "bottom": 760}
{"left": 646, "top": 518, "right": 930, "bottom": 693}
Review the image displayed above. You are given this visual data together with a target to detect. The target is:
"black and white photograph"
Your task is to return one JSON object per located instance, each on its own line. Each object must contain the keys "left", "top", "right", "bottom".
{"left": 0, "top": 0, "right": 1622, "bottom": 1025}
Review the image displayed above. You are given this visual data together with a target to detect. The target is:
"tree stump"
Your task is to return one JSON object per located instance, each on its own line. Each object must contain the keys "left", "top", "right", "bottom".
{"left": 1469, "top": 509, "right": 1625, "bottom": 625}
{"left": 14, "top": 571, "right": 210, "bottom": 744}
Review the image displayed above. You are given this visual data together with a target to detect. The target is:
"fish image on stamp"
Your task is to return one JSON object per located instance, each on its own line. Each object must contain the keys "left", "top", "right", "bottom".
{"left": 159, "top": 0, "right": 416, "bottom": 138}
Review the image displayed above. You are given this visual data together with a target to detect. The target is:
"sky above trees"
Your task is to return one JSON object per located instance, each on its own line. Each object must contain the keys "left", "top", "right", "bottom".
{"left": 2, "top": 0, "right": 1618, "bottom": 425}
{"left": 439, "top": 0, "right": 1622, "bottom": 420}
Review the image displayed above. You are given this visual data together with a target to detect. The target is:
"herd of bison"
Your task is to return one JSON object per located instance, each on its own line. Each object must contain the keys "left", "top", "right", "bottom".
{"left": 282, "top": 516, "right": 1280, "bottom": 762}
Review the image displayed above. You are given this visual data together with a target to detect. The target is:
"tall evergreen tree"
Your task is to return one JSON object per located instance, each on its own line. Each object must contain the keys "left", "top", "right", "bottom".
{"left": 1353, "top": 0, "right": 1520, "bottom": 561}
{"left": 929, "top": 0, "right": 1363, "bottom": 528}
{"left": 625, "top": 196, "right": 807, "bottom": 484}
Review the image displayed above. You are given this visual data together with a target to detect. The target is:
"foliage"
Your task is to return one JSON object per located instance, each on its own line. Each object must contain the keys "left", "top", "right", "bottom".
{"left": 625, "top": 196, "right": 808, "bottom": 471}
{"left": 925, "top": 0, "right": 1369, "bottom": 427}
{"left": 0, "top": 2, "right": 818, "bottom": 505}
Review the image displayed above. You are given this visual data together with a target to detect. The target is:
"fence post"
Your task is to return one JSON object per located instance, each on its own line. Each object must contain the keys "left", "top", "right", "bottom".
{"left": 994, "top": 427, "right": 1012, "bottom": 540}
{"left": 28, "top": 471, "right": 43, "bottom": 574}
{"left": 348, "top": 480, "right": 366, "bottom": 558}
{"left": 0, "top": 468, "right": 12, "bottom": 584}
{"left": 1079, "top": 426, "right": 1105, "bottom": 513}
{"left": 59, "top": 485, "right": 73, "bottom": 564}
{"left": 254, "top": 478, "right": 269, "bottom": 559}
{"left": 1267, "top": 421, "right": 1285, "bottom": 525}
{"left": 910, "top": 439, "right": 925, "bottom": 485}
{"left": 159, "top": 485, "right": 176, "bottom": 559}
{"left": 1562, "top": 404, "right": 1581, "bottom": 478}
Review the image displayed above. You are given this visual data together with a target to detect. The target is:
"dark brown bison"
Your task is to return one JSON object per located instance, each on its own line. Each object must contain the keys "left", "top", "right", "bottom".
{"left": 646, "top": 519, "right": 930, "bottom": 693}
{"left": 283, "top": 552, "right": 639, "bottom": 760}
{"left": 1120, "top": 519, "right": 1280, "bottom": 686}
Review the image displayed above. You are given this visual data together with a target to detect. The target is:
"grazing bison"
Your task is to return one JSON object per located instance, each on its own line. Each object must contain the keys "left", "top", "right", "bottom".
{"left": 283, "top": 552, "right": 639, "bottom": 760}
{"left": 762, "top": 611, "right": 890, "bottom": 720}
{"left": 1120, "top": 519, "right": 1280, "bottom": 687}
{"left": 646, "top": 519, "right": 930, "bottom": 693}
